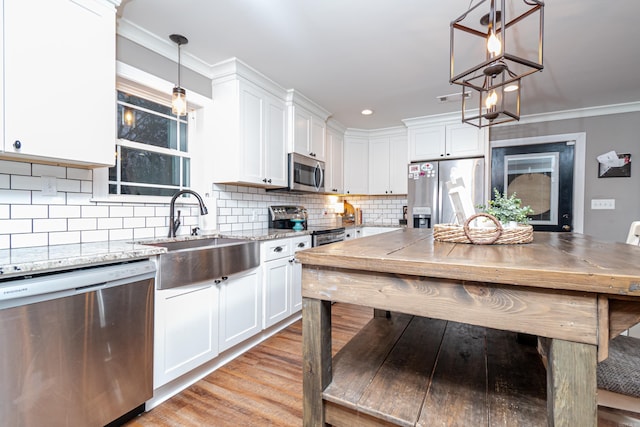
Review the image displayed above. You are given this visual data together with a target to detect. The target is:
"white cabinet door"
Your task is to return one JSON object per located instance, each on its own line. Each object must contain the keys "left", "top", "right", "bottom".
{"left": 290, "top": 104, "right": 326, "bottom": 162}
{"left": 290, "top": 235, "right": 311, "bottom": 313}
{"left": 445, "top": 123, "right": 485, "bottom": 159}
{"left": 310, "top": 117, "right": 326, "bottom": 161}
{"left": 154, "top": 282, "right": 219, "bottom": 387}
{"left": 263, "top": 256, "right": 291, "bottom": 328}
{"left": 389, "top": 134, "right": 408, "bottom": 194}
{"left": 264, "top": 95, "right": 288, "bottom": 187}
{"left": 408, "top": 125, "right": 446, "bottom": 161}
{"left": 239, "top": 85, "right": 265, "bottom": 184}
{"left": 344, "top": 136, "right": 369, "bottom": 194}
{"left": 212, "top": 79, "right": 287, "bottom": 187}
{"left": 218, "top": 267, "right": 262, "bottom": 352}
{"left": 4, "top": 0, "right": 116, "bottom": 166}
{"left": 326, "top": 128, "right": 344, "bottom": 194}
{"left": 369, "top": 137, "right": 391, "bottom": 195}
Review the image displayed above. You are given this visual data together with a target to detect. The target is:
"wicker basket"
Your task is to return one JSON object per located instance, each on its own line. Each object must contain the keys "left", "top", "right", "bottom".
{"left": 433, "top": 213, "right": 533, "bottom": 245}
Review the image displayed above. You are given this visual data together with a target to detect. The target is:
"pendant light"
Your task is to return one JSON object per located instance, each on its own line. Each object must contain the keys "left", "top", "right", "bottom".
{"left": 170, "top": 34, "right": 188, "bottom": 117}
{"left": 450, "top": 0, "right": 544, "bottom": 127}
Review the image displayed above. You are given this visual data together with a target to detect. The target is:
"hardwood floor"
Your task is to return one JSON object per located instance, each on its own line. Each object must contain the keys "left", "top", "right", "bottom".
{"left": 124, "top": 303, "right": 372, "bottom": 427}
{"left": 125, "top": 303, "right": 640, "bottom": 427}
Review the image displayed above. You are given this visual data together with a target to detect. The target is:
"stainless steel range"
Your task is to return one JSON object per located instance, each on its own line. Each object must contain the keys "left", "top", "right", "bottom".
{"left": 269, "top": 205, "right": 345, "bottom": 247}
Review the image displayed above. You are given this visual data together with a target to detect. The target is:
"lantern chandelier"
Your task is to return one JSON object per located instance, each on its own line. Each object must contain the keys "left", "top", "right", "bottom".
{"left": 170, "top": 34, "right": 189, "bottom": 117}
{"left": 450, "top": 0, "right": 544, "bottom": 128}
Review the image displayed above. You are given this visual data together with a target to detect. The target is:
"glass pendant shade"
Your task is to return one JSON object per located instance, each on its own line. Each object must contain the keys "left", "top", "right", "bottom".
{"left": 170, "top": 34, "right": 188, "bottom": 117}
{"left": 172, "top": 86, "right": 187, "bottom": 116}
{"left": 450, "top": 0, "right": 544, "bottom": 88}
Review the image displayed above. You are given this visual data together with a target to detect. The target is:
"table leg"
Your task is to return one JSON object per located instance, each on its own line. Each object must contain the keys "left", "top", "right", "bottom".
{"left": 546, "top": 338, "right": 597, "bottom": 427}
{"left": 302, "top": 298, "right": 332, "bottom": 427}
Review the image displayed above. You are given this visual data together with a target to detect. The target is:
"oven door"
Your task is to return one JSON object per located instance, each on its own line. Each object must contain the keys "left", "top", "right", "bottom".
{"left": 312, "top": 230, "right": 345, "bottom": 247}
{"left": 289, "top": 153, "right": 325, "bottom": 193}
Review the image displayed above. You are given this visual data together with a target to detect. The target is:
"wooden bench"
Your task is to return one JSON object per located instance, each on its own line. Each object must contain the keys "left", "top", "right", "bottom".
{"left": 323, "top": 314, "right": 547, "bottom": 426}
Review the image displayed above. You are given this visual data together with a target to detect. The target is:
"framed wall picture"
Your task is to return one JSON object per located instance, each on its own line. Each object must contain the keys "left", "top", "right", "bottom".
{"left": 598, "top": 153, "right": 631, "bottom": 178}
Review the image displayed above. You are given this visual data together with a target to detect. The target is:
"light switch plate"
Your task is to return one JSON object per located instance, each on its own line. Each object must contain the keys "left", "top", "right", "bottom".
{"left": 591, "top": 199, "right": 615, "bottom": 210}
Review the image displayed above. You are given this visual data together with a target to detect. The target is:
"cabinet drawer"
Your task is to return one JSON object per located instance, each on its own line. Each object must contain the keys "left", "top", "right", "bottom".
{"left": 263, "top": 239, "right": 292, "bottom": 261}
{"left": 291, "top": 236, "right": 311, "bottom": 253}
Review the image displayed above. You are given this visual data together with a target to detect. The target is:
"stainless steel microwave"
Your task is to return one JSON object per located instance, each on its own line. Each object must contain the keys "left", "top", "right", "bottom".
{"left": 289, "top": 153, "right": 325, "bottom": 193}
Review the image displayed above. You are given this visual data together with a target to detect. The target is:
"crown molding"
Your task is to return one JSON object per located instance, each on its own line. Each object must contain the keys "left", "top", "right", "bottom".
{"left": 326, "top": 118, "right": 347, "bottom": 134}
{"left": 117, "top": 18, "right": 213, "bottom": 78}
{"left": 286, "top": 89, "right": 331, "bottom": 121}
{"left": 210, "top": 58, "right": 288, "bottom": 99}
{"left": 502, "top": 101, "right": 640, "bottom": 126}
{"left": 104, "top": 0, "right": 122, "bottom": 7}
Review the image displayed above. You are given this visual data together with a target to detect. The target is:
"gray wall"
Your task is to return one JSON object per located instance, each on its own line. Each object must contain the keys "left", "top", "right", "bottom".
{"left": 116, "top": 35, "right": 213, "bottom": 98}
{"left": 490, "top": 111, "right": 640, "bottom": 242}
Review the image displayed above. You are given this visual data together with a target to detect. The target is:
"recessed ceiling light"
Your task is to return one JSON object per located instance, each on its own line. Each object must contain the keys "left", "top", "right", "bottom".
{"left": 361, "top": 109, "right": 374, "bottom": 116}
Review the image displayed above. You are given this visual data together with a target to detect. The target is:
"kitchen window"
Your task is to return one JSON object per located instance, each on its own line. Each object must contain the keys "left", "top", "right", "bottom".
{"left": 109, "top": 90, "right": 191, "bottom": 197}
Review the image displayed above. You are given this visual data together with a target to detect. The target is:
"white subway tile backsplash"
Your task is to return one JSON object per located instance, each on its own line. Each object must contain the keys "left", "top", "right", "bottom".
{"left": 11, "top": 204, "right": 48, "bottom": 219}
{"left": 0, "top": 219, "right": 32, "bottom": 234}
{"left": 11, "top": 175, "right": 41, "bottom": 191}
{"left": 32, "top": 192, "right": 66, "bottom": 205}
{"left": 81, "top": 205, "right": 109, "bottom": 218}
{"left": 67, "top": 168, "right": 92, "bottom": 181}
{"left": 57, "top": 179, "right": 81, "bottom": 193}
{"left": 81, "top": 230, "right": 109, "bottom": 243}
{"left": 66, "top": 192, "right": 93, "bottom": 205}
{"left": 0, "top": 160, "right": 407, "bottom": 249}
{"left": 33, "top": 218, "right": 67, "bottom": 233}
{"left": 49, "top": 231, "right": 81, "bottom": 246}
{"left": 12, "top": 233, "right": 48, "bottom": 248}
{"left": 98, "top": 217, "right": 123, "bottom": 229}
{"left": 32, "top": 164, "right": 66, "bottom": 178}
{"left": 109, "top": 229, "right": 133, "bottom": 241}
{"left": 49, "top": 205, "right": 81, "bottom": 218}
{"left": 0, "top": 235, "right": 9, "bottom": 250}
{"left": 133, "top": 228, "right": 155, "bottom": 240}
{"left": 111, "top": 206, "right": 134, "bottom": 217}
{"left": 124, "top": 217, "right": 146, "bottom": 228}
{"left": 133, "top": 206, "right": 154, "bottom": 217}
{"left": 68, "top": 218, "right": 97, "bottom": 231}
{"left": 0, "top": 160, "right": 30, "bottom": 175}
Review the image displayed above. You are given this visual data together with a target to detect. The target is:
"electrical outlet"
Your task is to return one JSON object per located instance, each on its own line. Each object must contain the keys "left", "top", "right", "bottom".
{"left": 591, "top": 199, "right": 615, "bottom": 210}
{"left": 41, "top": 176, "right": 57, "bottom": 196}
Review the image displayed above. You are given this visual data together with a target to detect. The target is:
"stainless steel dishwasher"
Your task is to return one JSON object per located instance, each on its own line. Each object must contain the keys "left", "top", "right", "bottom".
{"left": 0, "top": 259, "right": 156, "bottom": 427}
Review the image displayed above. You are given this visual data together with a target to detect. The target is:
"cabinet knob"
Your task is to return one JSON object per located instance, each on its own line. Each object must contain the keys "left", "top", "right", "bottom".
{"left": 222, "top": 276, "right": 228, "bottom": 281}
{"left": 262, "top": 178, "right": 267, "bottom": 183}
{"left": 389, "top": 190, "right": 393, "bottom": 194}
{"left": 214, "top": 279, "right": 221, "bottom": 284}
{"left": 297, "top": 242, "right": 306, "bottom": 248}
{"left": 440, "top": 153, "right": 444, "bottom": 157}
{"left": 267, "top": 179, "right": 272, "bottom": 183}
{"left": 446, "top": 153, "right": 451, "bottom": 156}
{"left": 13, "top": 140, "right": 22, "bottom": 150}
{"left": 274, "top": 246, "right": 283, "bottom": 253}
{"left": 289, "top": 258, "right": 295, "bottom": 263}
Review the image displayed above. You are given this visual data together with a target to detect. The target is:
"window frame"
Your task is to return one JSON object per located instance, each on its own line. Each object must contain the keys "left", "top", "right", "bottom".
{"left": 92, "top": 62, "right": 212, "bottom": 204}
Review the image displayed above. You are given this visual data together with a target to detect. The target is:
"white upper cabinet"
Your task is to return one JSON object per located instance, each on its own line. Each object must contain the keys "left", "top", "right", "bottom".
{"left": 211, "top": 60, "right": 288, "bottom": 188}
{"left": 368, "top": 129, "right": 408, "bottom": 195}
{"left": 406, "top": 117, "right": 486, "bottom": 162}
{"left": 343, "top": 133, "right": 369, "bottom": 195}
{"left": 325, "top": 122, "right": 345, "bottom": 194}
{"left": 287, "top": 89, "right": 330, "bottom": 162}
{"left": 3, "top": 0, "right": 117, "bottom": 167}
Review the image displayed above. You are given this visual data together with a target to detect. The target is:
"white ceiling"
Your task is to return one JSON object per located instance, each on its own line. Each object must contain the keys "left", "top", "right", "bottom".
{"left": 118, "top": 0, "right": 640, "bottom": 130}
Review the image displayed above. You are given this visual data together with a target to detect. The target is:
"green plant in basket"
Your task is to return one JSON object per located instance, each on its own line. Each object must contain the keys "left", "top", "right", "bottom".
{"left": 477, "top": 188, "right": 534, "bottom": 225}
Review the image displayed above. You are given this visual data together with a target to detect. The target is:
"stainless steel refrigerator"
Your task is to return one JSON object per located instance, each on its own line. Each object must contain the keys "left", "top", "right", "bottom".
{"left": 407, "top": 158, "right": 485, "bottom": 228}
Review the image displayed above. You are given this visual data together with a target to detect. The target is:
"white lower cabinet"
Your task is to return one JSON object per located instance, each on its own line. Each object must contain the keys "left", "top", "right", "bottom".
{"left": 154, "top": 282, "right": 219, "bottom": 388}
{"left": 262, "top": 235, "right": 311, "bottom": 328}
{"left": 218, "top": 267, "right": 263, "bottom": 352}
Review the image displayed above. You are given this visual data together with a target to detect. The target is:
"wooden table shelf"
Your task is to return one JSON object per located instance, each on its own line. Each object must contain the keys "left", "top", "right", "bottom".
{"left": 323, "top": 313, "right": 547, "bottom": 427}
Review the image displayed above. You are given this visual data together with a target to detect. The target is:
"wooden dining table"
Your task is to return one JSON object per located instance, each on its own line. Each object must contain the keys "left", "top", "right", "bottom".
{"left": 297, "top": 228, "right": 640, "bottom": 427}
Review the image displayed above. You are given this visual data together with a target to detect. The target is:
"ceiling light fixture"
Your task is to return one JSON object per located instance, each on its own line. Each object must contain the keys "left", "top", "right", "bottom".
{"left": 450, "top": 0, "right": 544, "bottom": 127}
{"left": 361, "top": 109, "right": 374, "bottom": 116}
{"left": 170, "top": 34, "right": 189, "bottom": 117}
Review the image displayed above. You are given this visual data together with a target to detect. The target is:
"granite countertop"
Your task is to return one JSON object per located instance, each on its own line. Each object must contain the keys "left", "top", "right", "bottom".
{"left": 0, "top": 229, "right": 312, "bottom": 280}
{"left": 0, "top": 241, "right": 166, "bottom": 279}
